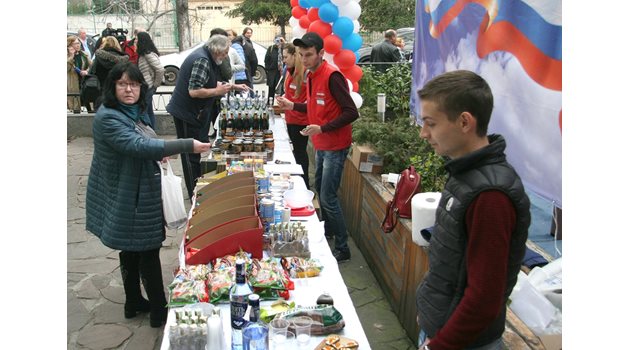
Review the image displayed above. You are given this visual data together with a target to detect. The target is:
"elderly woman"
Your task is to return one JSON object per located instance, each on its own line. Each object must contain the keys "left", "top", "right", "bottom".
{"left": 67, "top": 35, "right": 91, "bottom": 113}
{"left": 85, "top": 62, "right": 211, "bottom": 328}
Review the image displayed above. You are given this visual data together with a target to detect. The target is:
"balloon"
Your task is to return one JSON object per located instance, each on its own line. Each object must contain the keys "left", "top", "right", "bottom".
{"left": 318, "top": 3, "right": 339, "bottom": 23}
{"left": 346, "top": 78, "right": 352, "bottom": 91}
{"left": 309, "top": 0, "right": 329, "bottom": 8}
{"left": 323, "top": 34, "right": 343, "bottom": 54}
{"left": 332, "top": 16, "right": 354, "bottom": 39}
{"left": 291, "top": 0, "right": 299, "bottom": 7}
{"left": 341, "top": 32, "right": 362, "bottom": 52}
{"left": 323, "top": 52, "right": 337, "bottom": 67}
{"left": 338, "top": 1, "right": 361, "bottom": 21}
{"left": 342, "top": 64, "right": 363, "bottom": 82}
{"left": 331, "top": 0, "right": 351, "bottom": 6}
{"left": 307, "top": 7, "right": 319, "bottom": 22}
{"left": 298, "top": 0, "right": 311, "bottom": 9}
{"left": 289, "top": 16, "right": 299, "bottom": 28}
{"left": 333, "top": 49, "right": 355, "bottom": 70}
{"left": 299, "top": 15, "right": 311, "bottom": 29}
{"left": 350, "top": 91, "right": 363, "bottom": 108}
{"left": 352, "top": 80, "right": 359, "bottom": 92}
{"left": 292, "top": 6, "right": 307, "bottom": 19}
{"left": 292, "top": 26, "right": 307, "bottom": 39}
{"left": 308, "top": 20, "right": 332, "bottom": 38}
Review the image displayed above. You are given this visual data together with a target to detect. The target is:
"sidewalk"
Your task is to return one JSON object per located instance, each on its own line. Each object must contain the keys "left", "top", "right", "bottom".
{"left": 67, "top": 136, "right": 416, "bottom": 350}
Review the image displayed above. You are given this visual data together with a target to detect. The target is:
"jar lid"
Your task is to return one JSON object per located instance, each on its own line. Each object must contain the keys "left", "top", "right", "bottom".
{"left": 221, "top": 139, "right": 232, "bottom": 144}
{"left": 264, "top": 138, "right": 274, "bottom": 142}
{"left": 225, "top": 131, "right": 235, "bottom": 136}
{"left": 243, "top": 140, "right": 253, "bottom": 144}
{"left": 232, "top": 139, "right": 243, "bottom": 144}
{"left": 254, "top": 139, "right": 264, "bottom": 144}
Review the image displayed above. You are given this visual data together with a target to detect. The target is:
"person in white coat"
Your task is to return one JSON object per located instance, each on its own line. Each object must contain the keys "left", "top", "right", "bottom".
{"left": 136, "top": 31, "right": 164, "bottom": 128}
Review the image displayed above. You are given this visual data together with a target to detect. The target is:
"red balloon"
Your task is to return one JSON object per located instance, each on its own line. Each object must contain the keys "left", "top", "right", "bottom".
{"left": 342, "top": 65, "right": 363, "bottom": 83}
{"left": 308, "top": 20, "right": 332, "bottom": 39}
{"left": 291, "top": 0, "right": 299, "bottom": 7}
{"left": 324, "top": 34, "right": 343, "bottom": 55}
{"left": 292, "top": 6, "right": 307, "bottom": 19}
{"left": 307, "top": 8, "right": 319, "bottom": 22}
{"left": 299, "top": 15, "right": 311, "bottom": 29}
{"left": 334, "top": 49, "right": 355, "bottom": 70}
{"left": 352, "top": 80, "right": 359, "bottom": 92}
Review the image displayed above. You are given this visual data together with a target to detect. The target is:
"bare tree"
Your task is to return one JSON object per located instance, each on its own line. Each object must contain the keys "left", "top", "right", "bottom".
{"left": 175, "top": 0, "right": 192, "bottom": 51}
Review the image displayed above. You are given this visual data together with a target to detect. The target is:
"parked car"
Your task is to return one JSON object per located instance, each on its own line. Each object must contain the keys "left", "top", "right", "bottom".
{"left": 160, "top": 41, "right": 268, "bottom": 86}
{"left": 357, "top": 27, "right": 415, "bottom": 64}
{"left": 67, "top": 31, "right": 100, "bottom": 57}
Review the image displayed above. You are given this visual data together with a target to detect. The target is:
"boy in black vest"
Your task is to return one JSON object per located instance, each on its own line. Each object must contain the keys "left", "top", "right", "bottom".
{"left": 415, "top": 70, "right": 531, "bottom": 350}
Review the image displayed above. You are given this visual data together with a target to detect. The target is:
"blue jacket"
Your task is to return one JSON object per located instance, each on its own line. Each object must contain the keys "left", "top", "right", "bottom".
{"left": 86, "top": 105, "right": 169, "bottom": 251}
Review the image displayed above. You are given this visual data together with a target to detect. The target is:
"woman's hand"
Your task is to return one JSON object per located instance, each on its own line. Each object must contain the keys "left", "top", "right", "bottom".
{"left": 80, "top": 70, "right": 88, "bottom": 77}
{"left": 275, "top": 95, "right": 293, "bottom": 111}
{"left": 192, "top": 140, "right": 212, "bottom": 153}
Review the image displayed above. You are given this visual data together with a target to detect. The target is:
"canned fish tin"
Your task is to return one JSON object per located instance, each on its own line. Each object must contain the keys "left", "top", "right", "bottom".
{"left": 256, "top": 174, "right": 270, "bottom": 193}
{"left": 260, "top": 199, "right": 274, "bottom": 223}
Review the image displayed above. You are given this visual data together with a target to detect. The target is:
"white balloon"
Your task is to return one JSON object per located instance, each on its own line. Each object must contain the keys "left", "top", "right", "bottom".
{"left": 350, "top": 92, "right": 363, "bottom": 108}
{"left": 338, "top": 1, "right": 361, "bottom": 21}
{"left": 292, "top": 26, "right": 307, "bottom": 39}
{"left": 353, "top": 20, "right": 360, "bottom": 33}
{"left": 331, "top": 0, "right": 351, "bottom": 7}
{"left": 289, "top": 16, "right": 299, "bottom": 29}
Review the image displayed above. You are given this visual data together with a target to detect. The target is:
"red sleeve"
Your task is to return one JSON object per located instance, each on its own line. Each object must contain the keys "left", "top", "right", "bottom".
{"left": 428, "top": 191, "right": 516, "bottom": 350}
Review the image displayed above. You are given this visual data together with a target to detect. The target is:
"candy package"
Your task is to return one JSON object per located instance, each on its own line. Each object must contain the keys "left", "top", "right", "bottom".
{"left": 168, "top": 280, "right": 209, "bottom": 307}
{"left": 277, "top": 305, "right": 345, "bottom": 335}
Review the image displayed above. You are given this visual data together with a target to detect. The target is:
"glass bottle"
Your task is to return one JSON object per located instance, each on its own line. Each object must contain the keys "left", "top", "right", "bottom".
{"left": 242, "top": 294, "right": 268, "bottom": 350}
{"left": 230, "top": 259, "right": 253, "bottom": 350}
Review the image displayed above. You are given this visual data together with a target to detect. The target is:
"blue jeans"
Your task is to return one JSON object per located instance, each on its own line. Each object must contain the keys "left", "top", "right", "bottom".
{"left": 314, "top": 148, "right": 349, "bottom": 253}
{"left": 418, "top": 330, "right": 505, "bottom": 350}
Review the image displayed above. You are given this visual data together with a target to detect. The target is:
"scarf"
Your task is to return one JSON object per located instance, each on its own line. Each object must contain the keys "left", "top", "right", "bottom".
{"left": 118, "top": 102, "right": 152, "bottom": 127}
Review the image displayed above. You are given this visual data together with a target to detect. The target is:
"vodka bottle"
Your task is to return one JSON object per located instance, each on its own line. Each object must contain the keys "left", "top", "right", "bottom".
{"left": 242, "top": 294, "right": 268, "bottom": 350}
{"left": 230, "top": 259, "right": 253, "bottom": 350}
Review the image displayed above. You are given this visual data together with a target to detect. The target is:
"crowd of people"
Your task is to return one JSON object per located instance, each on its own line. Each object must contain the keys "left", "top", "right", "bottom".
{"left": 74, "top": 23, "right": 530, "bottom": 350}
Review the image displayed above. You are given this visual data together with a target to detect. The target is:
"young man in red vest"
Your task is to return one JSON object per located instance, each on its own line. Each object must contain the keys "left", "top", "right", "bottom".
{"left": 276, "top": 32, "right": 359, "bottom": 263}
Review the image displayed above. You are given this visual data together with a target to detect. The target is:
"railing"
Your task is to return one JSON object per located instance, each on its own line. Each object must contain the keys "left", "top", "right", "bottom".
{"left": 67, "top": 91, "right": 174, "bottom": 114}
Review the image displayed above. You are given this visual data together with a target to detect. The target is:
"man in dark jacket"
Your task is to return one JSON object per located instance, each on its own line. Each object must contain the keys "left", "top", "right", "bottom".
{"left": 264, "top": 35, "right": 285, "bottom": 105}
{"left": 415, "top": 70, "right": 531, "bottom": 350}
{"left": 166, "top": 34, "right": 248, "bottom": 199}
{"left": 370, "top": 29, "right": 403, "bottom": 72}
{"left": 241, "top": 27, "right": 258, "bottom": 88}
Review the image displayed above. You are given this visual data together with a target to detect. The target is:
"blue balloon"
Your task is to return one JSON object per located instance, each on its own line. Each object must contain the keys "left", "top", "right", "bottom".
{"left": 309, "top": 0, "right": 327, "bottom": 8}
{"left": 332, "top": 16, "right": 353, "bottom": 39}
{"left": 318, "top": 3, "right": 339, "bottom": 23}
{"left": 298, "top": 0, "right": 311, "bottom": 9}
{"left": 342, "top": 33, "right": 363, "bottom": 52}
{"left": 354, "top": 50, "right": 360, "bottom": 63}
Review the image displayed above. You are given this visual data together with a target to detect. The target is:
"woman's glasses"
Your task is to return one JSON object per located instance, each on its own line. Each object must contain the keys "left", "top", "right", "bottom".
{"left": 116, "top": 81, "right": 141, "bottom": 90}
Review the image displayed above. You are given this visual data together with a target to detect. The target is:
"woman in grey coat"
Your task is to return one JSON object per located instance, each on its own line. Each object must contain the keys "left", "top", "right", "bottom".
{"left": 85, "top": 62, "right": 211, "bottom": 327}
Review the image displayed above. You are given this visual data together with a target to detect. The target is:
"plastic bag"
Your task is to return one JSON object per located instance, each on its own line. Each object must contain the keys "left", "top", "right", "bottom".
{"left": 161, "top": 160, "right": 187, "bottom": 229}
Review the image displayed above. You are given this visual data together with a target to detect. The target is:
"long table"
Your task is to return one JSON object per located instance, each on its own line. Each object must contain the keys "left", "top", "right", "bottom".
{"left": 160, "top": 115, "right": 371, "bottom": 349}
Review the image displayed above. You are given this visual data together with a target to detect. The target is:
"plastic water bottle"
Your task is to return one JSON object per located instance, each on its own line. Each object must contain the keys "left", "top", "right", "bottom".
{"left": 230, "top": 259, "right": 253, "bottom": 350}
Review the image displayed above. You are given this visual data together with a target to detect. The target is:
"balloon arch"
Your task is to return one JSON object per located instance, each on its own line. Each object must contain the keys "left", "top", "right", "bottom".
{"left": 289, "top": 0, "right": 364, "bottom": 108}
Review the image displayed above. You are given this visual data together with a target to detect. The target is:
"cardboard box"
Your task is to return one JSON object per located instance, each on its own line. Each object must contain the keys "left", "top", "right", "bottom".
{"left": 349, "top": 143, "right": 384, "bottom": 174}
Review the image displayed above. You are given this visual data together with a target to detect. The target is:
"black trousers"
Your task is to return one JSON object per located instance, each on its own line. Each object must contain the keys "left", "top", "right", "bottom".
{"left": 172, "top": 116, "right": 202, "bottom": 200}
{"left": 287, "top": 123, "right": 310, "bottom": 189}
{"left": 119, "top": 248, "right": 166, "bottom": 310}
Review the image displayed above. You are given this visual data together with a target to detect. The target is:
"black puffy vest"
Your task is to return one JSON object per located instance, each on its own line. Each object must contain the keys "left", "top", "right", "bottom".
{"left": 415, "top": 134, "right": 531, "bottom": 347}
{"left": 166, "top": 45, "right": 219, "bottom": 125}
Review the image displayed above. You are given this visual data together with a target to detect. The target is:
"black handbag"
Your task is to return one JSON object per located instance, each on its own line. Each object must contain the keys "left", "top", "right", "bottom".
{"left": 80, "top": 74, "right": 101, "bottom": 104}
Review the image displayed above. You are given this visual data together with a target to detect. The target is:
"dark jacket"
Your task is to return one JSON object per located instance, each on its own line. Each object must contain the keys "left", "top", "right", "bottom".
{"left": 265, "top": 45, "right": 282, "bottom": 93}
{"left": 240, "top": 36, "right": 258, "bottom": 80}
{"left": 85, "top": 106, "right": 192, "bottom": 251}
{"left": 90, "top": 47, "right": 129, "bottom": 87}
{"left": 166, "top": 45, "right": 220, "bottom": 126}
{"left": 370, "top": 39, "right": 402, "bottom": 72}
{"left": 415, "top": 134, "right": 531, "bottom": 347}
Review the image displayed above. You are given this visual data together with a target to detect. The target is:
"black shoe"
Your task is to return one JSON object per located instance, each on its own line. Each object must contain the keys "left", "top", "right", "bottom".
{"left": 149, "top": 306, "right": 168, "bottom": 328}
{"left": 333, "top": 249, "right": 351, "bottom": 263}
{"left": 124, "top": 297, "right": 151, "bottom": 319}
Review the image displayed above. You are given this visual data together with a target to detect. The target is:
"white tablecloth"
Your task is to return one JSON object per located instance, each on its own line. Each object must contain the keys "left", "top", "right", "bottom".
{"left": 161, "top": 115, "right": 371, "bottom": 349}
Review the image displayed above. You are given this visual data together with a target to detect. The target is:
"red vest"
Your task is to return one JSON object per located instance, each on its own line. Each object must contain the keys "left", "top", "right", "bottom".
{"left": 284, "top": 69, "right": 308, "bottom": 126}
{"left": 306, "top": 61, "right": 352, "bottom": 151}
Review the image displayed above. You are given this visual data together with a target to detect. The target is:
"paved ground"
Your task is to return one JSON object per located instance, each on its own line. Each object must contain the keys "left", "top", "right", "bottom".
{"left": 67, "top": 136, "right": 416, "bottom": 350}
